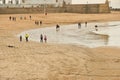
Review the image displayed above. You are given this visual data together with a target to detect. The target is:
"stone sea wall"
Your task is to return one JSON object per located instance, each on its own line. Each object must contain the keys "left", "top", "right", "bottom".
{"left": 0, "top": 2, "right": 110, "bottom": 14}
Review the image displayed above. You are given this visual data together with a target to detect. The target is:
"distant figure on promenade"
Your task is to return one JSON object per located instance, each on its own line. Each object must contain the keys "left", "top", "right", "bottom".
{"left": 85, "top": 22, "right": 87, "bottom": 27}
{"left": 95, "top": 25, "right": 98, "bottom": 31}
{"left": 78, "top": 22, "right": 81, "bottom": 29}
{"left": 40, "top": 34, "right": 43, "bottom": 42}
{"left": 44, "top": 35, "right": 47, "bottom": 43}
{"left": 9, "top": 16, "right": 12, "bottom": 20}
{"left": 25, "top": 34, "right": 29, "bottom": 42}
{"left": 20, "top": 35, "right": 22, "bottom": 42}
{"left": 56, "top": 24, "right": 60, "bottom": 31}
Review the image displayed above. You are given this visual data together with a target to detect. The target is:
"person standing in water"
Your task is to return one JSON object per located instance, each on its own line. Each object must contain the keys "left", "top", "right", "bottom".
{"left": 44, "top": 35, "right": 47, "bottom": 43}
{"left": 95, "top": 25, "right": 98, "bottom": 31}
{"left": 40, "top": 34, "right": 43, "bottom": 42}
{"left": 20, "top": 35, "right": 22, "bottom": 42}
{"left": 85, "top": 22, "right": 87, "bottom": 27}
{"left": 25, "top": 34, "right": 29, "bottom": 42}
{"left": 78, "top": 22, "right": 81, "bottom": 29}
{"left": 56, "top": 24, "right": 60, "bottom": 31}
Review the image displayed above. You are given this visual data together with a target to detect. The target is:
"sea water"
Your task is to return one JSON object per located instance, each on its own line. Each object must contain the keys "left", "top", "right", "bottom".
{"left": 18, "top": 21, "right": 120, "bottom": 48}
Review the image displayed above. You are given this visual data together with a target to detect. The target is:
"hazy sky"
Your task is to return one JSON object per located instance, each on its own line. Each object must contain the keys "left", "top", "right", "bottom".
{"left": 72, "top": 0, "right": 120, "bottom": 8}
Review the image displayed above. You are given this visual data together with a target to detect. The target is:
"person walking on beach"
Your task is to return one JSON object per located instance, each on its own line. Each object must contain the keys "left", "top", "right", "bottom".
{"left": 29, "top": 15, "right": 32, "bottom": 20}
{"left": 85, "top": 22, "right": 87, "bottom": 27}
{"left": 9, "top": 16, "right": 12, "bottom": 21}
{"left": 78, "top": 22, "right": 81, "bottom": 29}
{"left": 12, "top": 17, "right": 14, "bottom": 21}
{"left": 44, "top": 35, "right": 47, "bottom": 43}
{"left": 40, "top": 21, "right": 42, "bottom": 26}
{"left": 45, "top": 12, "right": 47, "bottom": 16}
{"left": 95, "top": 25, "right": 98, "bottom": 31}
{"left": 20, "top": 35, "right": 22, "bottom": 42}
{"left": 40, "top": 34, "right": 43, "bottom": 42}
{"left": 20, "top": 16, "right": 22, "bottom": 20}
{"left": 14, "top": 17, "right": 16, "bottom": 21}
{"left": 24, "top": 17, "right": 26, "bottom": 20}
{"left": 25, "top": 34, "right": 29, "bottom": 42}
{"left": 35, "top": 21, "right": 36, "bottom": 25}
{"left": 56, "top": 24, "right": 60, "bottom": 31}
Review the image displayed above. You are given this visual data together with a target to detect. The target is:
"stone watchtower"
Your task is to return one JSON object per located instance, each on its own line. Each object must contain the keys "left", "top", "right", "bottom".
{"left": 105, "top": 0, "right": 109, "bottom": 4}
{"left": 105, "top": 0, "right": 110, "bottom": 12}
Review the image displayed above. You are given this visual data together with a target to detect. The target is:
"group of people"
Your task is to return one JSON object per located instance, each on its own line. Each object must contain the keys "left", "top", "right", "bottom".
{"left": 78, "top": 22, "right": 98, "bottom": 31}
{"left": 9, "top": 15, "right": 32, "bottom": 21}
{"left": 9, "top": 16, "right": 16, "bottom": 21}
{"left": 40, "top": 34, "right": 47, "bottom": 43}
{"left": 78, "top": 22, "right": 87, "bottom": 29}
{"left": 19, "top": 34, "right": 47, "bottom": 43}
{"left": 9, "top": 15, "right": 44, "bottom": 27}
{"left": 35, "top": 21, "right": 42, "bottom": 26}
{"left": 19, "top": 15, "right": 32, "bottom": 20}
{"left": 20, "top": 34, "right": 29, "bottom": 42}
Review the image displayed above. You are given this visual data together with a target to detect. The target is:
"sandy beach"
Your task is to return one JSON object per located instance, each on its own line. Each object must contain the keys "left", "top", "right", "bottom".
{"left": 0, "top": 11, "right": 120, "bottom": 80}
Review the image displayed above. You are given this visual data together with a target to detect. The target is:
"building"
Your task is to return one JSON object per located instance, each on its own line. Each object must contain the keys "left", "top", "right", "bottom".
{"left": 0, "top": 0, "right": 21, "bottom": 4}
{"left": 0, "top": 0, "right": 72, "bottom": 7}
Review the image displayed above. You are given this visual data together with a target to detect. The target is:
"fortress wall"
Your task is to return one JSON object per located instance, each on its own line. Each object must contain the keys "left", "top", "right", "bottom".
{"left": 46, "top": 7, "right": 65, "bottom": 13}
{"left": 65, "top": 3, "right": 110, "bottom": 14}
{"left": 87, "top": 4, "right": 99, "bottom": 13}
{"left": 0, "top": 1, "right": 110, "bottom": 14}
{"left": 65, "top": 4, "right": 99, "bottom": 13}
{"left": 0, "top": 7, "right": 65, "bottom": 14}
{"left": 65, "top": 5, "right": 86, "bottom": 13}
{"left": 0, "top": 8, "right": 43, "bottom": 14}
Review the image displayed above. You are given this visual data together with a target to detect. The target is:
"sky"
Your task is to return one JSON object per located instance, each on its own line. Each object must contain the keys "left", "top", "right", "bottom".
{"left": 72, "top": 0, "right": 120, "bottom": 8}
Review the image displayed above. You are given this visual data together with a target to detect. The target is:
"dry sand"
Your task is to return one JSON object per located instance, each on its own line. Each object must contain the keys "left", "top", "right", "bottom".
{"left": 0, "top": 11, "right": 120, "bottom": 80}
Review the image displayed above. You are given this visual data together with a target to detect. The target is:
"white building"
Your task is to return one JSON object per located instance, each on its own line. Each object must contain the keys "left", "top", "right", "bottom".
{"left": 6, "top": 0, "right": 21, "bottom": 4}
{"left": 0, "top": 0, "right": 72, "bottom": 7}
{"left": 23, "top": 0, "right": 71, "bottom": 7}
{"left": 0, "top": 0, "right": 21, "bottom": 4}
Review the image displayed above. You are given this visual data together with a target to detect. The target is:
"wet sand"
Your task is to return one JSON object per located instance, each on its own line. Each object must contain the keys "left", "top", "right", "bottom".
{"left": 0, "top": 12, "right": 120, "bottom": 80}
{"left": 19, "top": 21, "right": 120, "bottom": 48}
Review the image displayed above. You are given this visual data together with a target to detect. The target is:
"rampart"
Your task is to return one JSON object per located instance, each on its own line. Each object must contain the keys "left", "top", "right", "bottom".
{"left": 65, "top": 3, "right": 110, "bottom": 13}
{"left": 0, "top": 1, "right": 110, "bottom": 14}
